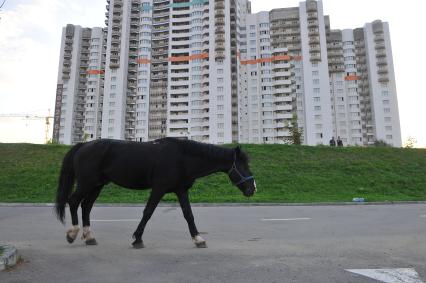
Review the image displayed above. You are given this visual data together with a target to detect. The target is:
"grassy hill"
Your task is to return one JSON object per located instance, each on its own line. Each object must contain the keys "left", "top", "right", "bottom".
{"left": 0, "top": 143, "right": 425, "bottom": 203}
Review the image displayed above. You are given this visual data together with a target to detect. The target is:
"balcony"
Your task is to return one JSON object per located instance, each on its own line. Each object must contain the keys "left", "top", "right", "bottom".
{"left": 376, "top": 58, "right": 387, "bottom": 66}
{"left": 310, "top": 54, "right": 321, "bottom": 62}
{"left": 274, "top": 113, "right": 292, "bottom": 120}
{"left": 308, "top": 29, "right": 319, "bottom": 36}
{"left": 378, "top": 76, "right": 389, "bottom": 83}
{"left": 307, "top": 12, "right": 317, "bottom": 20}
{"left": 309, "top": 36, "right": 320, "bottom": 44}
{"left": 110, "top": 61, "right": 120, "bottom": 68}
{"left": 375, "top": 43, "right": 385, "bottom": 50}
{"left": 309, "top": 45, "right": 321, "bottom": 53}
{"left": 376, "top": 50, "right": 386, "bottom": 58}
{"left": 215, "top": 11, "right": 225, "bottom": 18}
{"left": 215, "top": 45, "right": 225, "bottom": 52}
{"left": 377, "top": 68, "right": 388, "bottom": 75}
{"left": 307, "top": 21, "right": 318, "bottom": 28}
{"left": 374, "top": 34, "right": 385, "bottom": 43}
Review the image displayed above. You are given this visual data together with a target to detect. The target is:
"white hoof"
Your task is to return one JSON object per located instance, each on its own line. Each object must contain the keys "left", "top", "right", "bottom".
{"left": 193, "top": 235, "right": 207, "bottom": 248}
{"left": 66, "top": 225, "right": 80, "bottom": 243}
{"left": 81, "top": 226, "right": 96, "bottom": 242}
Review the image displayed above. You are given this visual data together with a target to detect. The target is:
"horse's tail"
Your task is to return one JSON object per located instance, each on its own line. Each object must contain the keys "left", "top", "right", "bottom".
{"left": 55, "top": 143, "right": 84, "bottom": 224}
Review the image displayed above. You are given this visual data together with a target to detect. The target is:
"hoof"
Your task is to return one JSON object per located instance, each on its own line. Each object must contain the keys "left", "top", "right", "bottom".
{"left": 66, "top": 234, "right": 75, "bottom": 244}
{"left": 85, "top": 238, "right": 98, "bottom": 245}
{"left": 195, "top": 241, "right": 207, "bottom": 248}
{"left": 132, "top": 240, "right": 145, "bottom": 249}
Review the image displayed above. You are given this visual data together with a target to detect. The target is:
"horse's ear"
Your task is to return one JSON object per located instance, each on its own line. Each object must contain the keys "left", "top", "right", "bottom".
{"left": 234, "top": 145, "right": 241, "bottom": 156}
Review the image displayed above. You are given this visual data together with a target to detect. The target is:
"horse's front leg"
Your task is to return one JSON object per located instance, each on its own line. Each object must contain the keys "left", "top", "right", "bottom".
{"left": 176, "top": 190, "right": 207, "bottom": 248}
{"left": 132, "top": 190, "right": 164, "bottom": 249}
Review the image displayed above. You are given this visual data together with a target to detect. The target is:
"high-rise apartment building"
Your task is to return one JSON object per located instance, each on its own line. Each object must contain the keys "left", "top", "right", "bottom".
{"left": 53, "top": 25, "right": 107, "bottom": 145}
{"left": 53, "top": 0, "right": 402, "bottom": 147}
{"left": 325, "top": 19, "right": 401, "bottom": 146}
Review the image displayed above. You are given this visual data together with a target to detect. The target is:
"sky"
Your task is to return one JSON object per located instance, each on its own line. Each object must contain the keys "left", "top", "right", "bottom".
{"left": 0, "top": 0, "right": 425, "bottom": 146}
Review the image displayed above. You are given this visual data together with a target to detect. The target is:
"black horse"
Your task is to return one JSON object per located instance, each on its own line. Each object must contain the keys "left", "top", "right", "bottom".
{"left": 55, "top": 138, "right": 256, "bottom": 248}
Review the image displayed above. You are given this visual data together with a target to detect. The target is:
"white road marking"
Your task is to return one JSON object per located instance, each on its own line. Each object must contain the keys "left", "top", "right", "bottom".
{"left": 346, "top": 268, "right": 424, "bottom": 283}
{"left": 92, "top": 219, "right": 139, "bottom": 222}
{"left": 261, "top": 218, "right": 311, "bottom": 221}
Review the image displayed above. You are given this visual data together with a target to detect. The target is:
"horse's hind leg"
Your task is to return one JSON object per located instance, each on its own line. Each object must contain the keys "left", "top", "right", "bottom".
{"left": 81, "top": 186, "right": 102, "bottom": 246}
{"left": 65, "top": 189, "right": 85, "bottom": 243}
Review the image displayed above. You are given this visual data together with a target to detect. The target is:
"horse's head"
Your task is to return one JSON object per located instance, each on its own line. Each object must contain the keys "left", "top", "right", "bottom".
{"left": 228, "top": 146, "right": 257, "bottom": 197}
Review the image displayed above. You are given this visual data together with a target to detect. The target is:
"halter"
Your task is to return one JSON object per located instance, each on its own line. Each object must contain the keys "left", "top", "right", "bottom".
{"left": 228, "top": 154, "right": 254, "bottom": 186}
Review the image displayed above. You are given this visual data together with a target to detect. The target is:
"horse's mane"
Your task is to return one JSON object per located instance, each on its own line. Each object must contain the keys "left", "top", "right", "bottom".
{"left": 161, "top": 138, "right": 243, "bottom": 161}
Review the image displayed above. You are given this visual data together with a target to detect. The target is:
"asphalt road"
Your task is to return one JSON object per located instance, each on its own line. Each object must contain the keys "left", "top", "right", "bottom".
{"left": 0, "top": 204, "right": 425, "bottom": 283}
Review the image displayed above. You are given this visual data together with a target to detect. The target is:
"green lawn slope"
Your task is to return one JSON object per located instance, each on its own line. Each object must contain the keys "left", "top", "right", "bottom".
{"left": 0, "top": 143, "right": 425, "bottom": 203}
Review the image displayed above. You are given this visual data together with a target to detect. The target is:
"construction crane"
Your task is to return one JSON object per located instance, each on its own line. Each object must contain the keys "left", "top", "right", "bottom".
{"left": 0, "top": 110, "right": 54, "bottom": 143}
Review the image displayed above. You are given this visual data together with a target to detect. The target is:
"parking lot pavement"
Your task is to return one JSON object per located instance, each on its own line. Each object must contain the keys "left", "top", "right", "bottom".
{"left": 0, "top": 204, "right": 425, "bottom": 282}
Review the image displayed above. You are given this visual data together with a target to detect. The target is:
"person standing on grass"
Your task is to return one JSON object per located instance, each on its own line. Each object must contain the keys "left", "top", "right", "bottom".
{"left": 329, "top": 137, "right": 336, "bottom": 147}
{"left": 337, "top": 136, "right": 343, "bottom": 147}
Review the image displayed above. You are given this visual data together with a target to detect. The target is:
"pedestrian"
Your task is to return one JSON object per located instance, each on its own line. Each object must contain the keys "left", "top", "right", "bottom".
{"left": 329, "top": 137, "right": 336, "bottom": 147}
{"left": 337, "top": 136, "right": 343, "bottom": 147}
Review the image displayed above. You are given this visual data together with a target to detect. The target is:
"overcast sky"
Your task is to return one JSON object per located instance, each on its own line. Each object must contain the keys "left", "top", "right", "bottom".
{"left": 0, "top": 0, "right": 425, "bottom": 146}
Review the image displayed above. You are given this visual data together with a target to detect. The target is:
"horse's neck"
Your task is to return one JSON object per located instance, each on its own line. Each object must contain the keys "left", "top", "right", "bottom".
{"left": 186, "top": 155, "right": 231, "bottom": 179}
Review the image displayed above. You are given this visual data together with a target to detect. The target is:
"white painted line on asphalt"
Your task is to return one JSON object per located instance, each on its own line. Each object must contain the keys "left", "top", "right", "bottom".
{"left": 92, "top": 219, "right": 139, "bottom": 222}
{"left": 261, "top": 218, "right": 311, "bottom": 222}
{"left": 346, "top": 268, "right": 424, "bottom": 283}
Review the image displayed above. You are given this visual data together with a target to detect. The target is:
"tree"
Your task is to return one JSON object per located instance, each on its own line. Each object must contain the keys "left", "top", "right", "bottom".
{"left": 287, "top": 113, "right": 303, "bottom": 145}
{"left": 404, "top": 136, "right": 417, "bottom": 148}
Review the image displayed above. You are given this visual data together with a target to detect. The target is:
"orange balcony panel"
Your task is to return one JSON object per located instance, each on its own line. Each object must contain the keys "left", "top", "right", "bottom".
{"left": 137, "top": 58, "right": 151, "bottom": 64}
{"left": 345, "top": 75, "right": 359, "bottom": 81}
{"left": 86, "top": 69, "right": 105, "bottom": 75}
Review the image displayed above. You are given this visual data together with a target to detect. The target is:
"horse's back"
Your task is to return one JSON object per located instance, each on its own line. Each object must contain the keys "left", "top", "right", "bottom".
{"left": 73, "top": 139, "right": 181, "bottom": 189}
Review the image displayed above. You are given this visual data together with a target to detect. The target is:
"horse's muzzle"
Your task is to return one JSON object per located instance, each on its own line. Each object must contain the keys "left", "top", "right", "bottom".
{"left": 244, "top": 186, "right": 256, "bottom": 197}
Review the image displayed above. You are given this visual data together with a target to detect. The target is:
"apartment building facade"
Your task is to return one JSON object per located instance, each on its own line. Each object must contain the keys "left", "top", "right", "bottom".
{"left": 53, "top": 25, "right": 107, "bottom": 145}
{"left": 53, "top": 0, "right": 402, "bottom": 147}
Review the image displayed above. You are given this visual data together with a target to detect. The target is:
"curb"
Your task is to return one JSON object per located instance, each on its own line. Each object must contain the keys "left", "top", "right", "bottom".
{"left": 0, "top": 201, "right": 426, "bottom": 207}
{"left": 0, "top": 243, "right": 20, "bottom": 271}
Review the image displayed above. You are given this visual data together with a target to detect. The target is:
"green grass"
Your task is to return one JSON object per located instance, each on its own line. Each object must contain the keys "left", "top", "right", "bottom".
{"left": 0, "top": 143, "right": 425, "bottom": 203}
